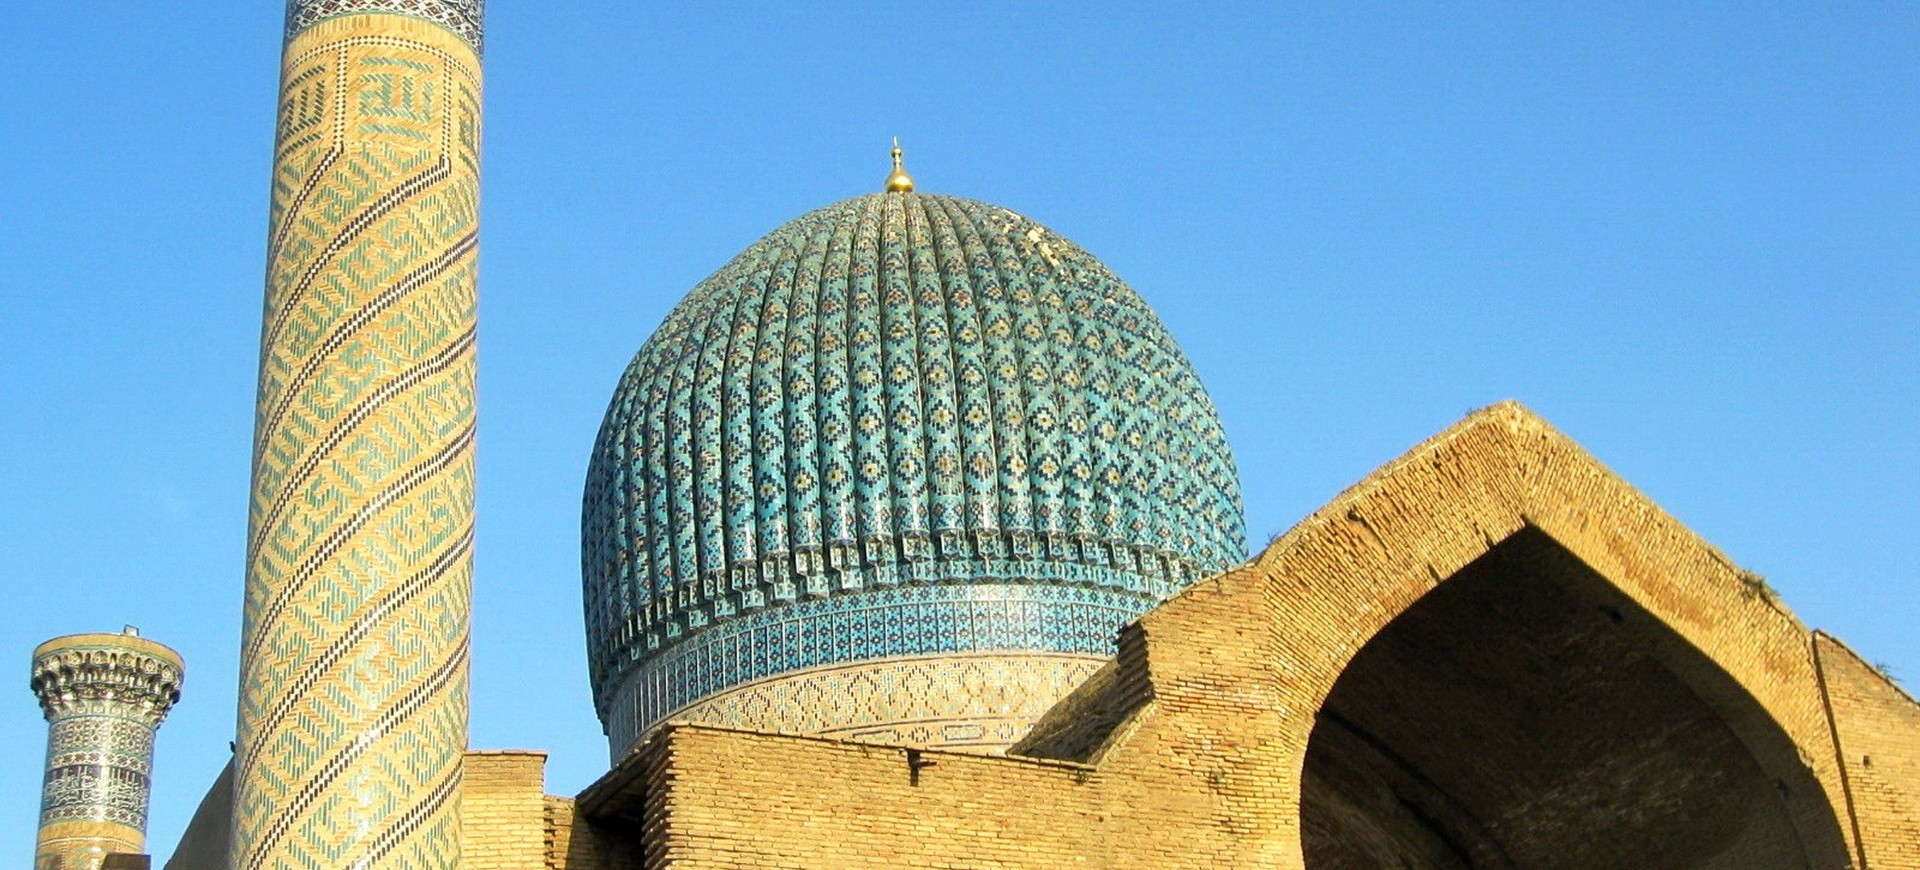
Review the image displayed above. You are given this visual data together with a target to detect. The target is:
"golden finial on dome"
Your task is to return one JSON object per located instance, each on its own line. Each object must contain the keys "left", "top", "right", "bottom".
{"left": 885, "top": 137, "right": 915, "bottom": 193}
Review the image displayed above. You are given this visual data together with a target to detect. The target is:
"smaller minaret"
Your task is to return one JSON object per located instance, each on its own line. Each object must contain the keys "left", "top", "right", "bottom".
{"left": 29, "top": 628, "right": 183, "bottom": 870}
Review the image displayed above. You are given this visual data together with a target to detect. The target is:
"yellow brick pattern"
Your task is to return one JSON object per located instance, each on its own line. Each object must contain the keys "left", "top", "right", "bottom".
{"left": 1818, "top": 633, "right": 1920, "bottom": 868}
{"left": 461, "top": 753, "right": 548, "bottom": 870}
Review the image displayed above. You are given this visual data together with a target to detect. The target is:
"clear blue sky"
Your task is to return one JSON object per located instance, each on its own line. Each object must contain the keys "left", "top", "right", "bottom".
{"left": 2, "top": 1, "right": 1914, "bottom": 858}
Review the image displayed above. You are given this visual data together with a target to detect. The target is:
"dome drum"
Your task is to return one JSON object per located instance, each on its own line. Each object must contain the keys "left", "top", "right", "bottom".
{"left": 599, "top": 583, "right": 1148, "bottom": 755}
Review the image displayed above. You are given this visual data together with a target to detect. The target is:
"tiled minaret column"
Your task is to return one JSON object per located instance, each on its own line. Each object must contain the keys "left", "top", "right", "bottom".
{"left": 233, "top": 3, "right": 482, "bottom": 869}
{"left": 30, "top": 629, "right": 184, "bottom": 870}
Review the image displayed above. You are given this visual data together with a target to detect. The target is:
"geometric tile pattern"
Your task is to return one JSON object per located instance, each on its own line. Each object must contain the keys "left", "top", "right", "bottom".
{"left": 39, "top": 718, "right": 156, "bottom": 828}
{"left": 29, "top": 633, "right": 184, "bottom": 870}
{"left": 601, "top": 585, "right": 1142, "bottom": 755}
{"left": 582, "top": 191, "right": 1246, "bottom": 755}
{"left": 233, "top": 11, "right": 480, "bottom": 870}
{"left": 287, "top": 0, "right": 485, "bottom": 53}
{"left": 664, "top": 652, "right": 1112, "bottom": 755}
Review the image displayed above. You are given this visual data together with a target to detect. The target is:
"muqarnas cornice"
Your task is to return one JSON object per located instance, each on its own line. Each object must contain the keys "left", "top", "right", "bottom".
{"left": 30, "top": 637, "right": 184, "bottom": 728}
{"left": 285, "top": 0, "right": 485, "bottom": 52}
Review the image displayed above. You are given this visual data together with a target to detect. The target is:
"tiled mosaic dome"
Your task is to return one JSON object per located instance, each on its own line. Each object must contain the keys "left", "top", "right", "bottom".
{"left": 583, "top": 190, "right": 1245, "bottom": 756}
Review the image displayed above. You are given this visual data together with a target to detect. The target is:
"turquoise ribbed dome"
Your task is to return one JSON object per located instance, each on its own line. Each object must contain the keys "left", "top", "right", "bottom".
{"left": 583, "top": 191, "right": 1244, "bottom": 750}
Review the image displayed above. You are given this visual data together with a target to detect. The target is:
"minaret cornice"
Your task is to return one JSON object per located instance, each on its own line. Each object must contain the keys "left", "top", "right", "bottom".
{"left": 30, "top": 633, "right": 184, "bottom": 726}
{"left": 284, "top": 0, "right": 486, "bottom": 53}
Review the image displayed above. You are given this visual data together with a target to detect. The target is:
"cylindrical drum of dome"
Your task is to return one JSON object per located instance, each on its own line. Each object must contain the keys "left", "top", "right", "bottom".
{"left": 583, "top": 190, "right": 1244, "bottom": 759}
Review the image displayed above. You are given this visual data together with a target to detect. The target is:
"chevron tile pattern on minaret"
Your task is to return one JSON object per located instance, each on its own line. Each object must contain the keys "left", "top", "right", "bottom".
{"left": 232, "top": 8, "right": 481, "bottom": 870}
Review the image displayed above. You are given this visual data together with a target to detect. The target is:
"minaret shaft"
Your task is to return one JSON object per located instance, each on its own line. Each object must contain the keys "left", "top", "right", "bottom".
{"left": 232, "top": 5, "right": 481, "bottom": 869}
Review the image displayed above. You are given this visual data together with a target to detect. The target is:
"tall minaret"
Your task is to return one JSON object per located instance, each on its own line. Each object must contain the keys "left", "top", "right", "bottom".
{"left": 233, "top": 2, "right": 482, "bottom": 869}
{"left": 30, "top": 629, "right": 184, "bottom": 870}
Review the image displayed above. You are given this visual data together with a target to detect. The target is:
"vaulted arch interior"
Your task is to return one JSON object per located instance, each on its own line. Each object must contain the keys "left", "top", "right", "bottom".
{"left": 1302, "top": 526, "right": 1839, "bottom": 869}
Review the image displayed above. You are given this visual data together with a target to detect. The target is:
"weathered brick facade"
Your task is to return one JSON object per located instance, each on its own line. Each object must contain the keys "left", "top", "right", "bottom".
{"left": 162, "top": 403, "right": 1920, "bottom": 868}
{"left": 542, "top": 403, "right": 1918, "bottom": 869}
{"left": 462, "top": 753, "right": 549, "bottom": 869}
{"left": 1818, "top": 634, "right": 1920, "bottom": 867}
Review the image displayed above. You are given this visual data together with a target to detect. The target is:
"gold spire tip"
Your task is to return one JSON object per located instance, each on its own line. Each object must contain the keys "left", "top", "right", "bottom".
{"left": 885, "top": 137, "right": 915, "bottom": 193}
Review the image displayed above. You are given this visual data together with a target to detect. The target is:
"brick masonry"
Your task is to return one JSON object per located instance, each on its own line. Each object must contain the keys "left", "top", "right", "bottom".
{"left": 461, "top": 753, "right": 547, "bottom": 870}
{"left": 549, "top": 402, "right": 1916, "bottom": 868}
{"left": 165, "top": 403, "right": 1920, "bottom": 868}
{"left": 1818, "top": 633, "right": 1920, "bottom": 868}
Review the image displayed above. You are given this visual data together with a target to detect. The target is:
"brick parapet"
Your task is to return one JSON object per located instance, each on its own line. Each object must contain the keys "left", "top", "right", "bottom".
{"left": 461, "top": 752, "right": 547, "bottom": 870}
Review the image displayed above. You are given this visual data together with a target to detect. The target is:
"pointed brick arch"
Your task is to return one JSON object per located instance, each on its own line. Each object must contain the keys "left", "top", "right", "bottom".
{"left": 1121, "top": 401, "right": 1855, "bottom": 867}
{"left": 1304, "top": 526, "right": 1830, "bottom": 866}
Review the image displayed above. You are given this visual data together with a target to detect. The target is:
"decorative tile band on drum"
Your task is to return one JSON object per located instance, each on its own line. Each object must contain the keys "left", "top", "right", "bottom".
{"left": 601, "top": 583, "right": 1148, "bottom": 754}
{"left": 286, "top": 0, "right": 485, "bottom": 51}
{"left": 234, "top": 10, "right": 480, "bottom": 870}
{"left": 29, "top": 632, "right": 183, "bottom": 870}
{"left": 663, "top": 652, "right": 1112, "bottom": 754}
{"left": 588, "top": 535, "right": 1206, "bottom": 689}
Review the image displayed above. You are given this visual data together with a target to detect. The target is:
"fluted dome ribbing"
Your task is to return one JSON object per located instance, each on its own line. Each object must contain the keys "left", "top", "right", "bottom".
{"left": 583, "top": 191, "right": 1244, "bottom": 754}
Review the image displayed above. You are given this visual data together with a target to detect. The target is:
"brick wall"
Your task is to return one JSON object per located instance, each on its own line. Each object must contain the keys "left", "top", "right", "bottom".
{"left": 562, "top": 403, "right": 1908, "bottom": 869}
{"left": 1818, "top": 633, "right": 1920, "bottom": 868}
{"left": 626, "top": 725, "right": 1107, "bottom": 868}
{"left": 461, "top": 752, "right": 548, "bottom": 869}
{"left": 544, "top": 796, "right": 641, "bottom": 870}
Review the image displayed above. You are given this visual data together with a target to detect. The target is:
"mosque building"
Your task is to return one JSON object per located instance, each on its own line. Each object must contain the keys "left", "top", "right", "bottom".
{"left": 25, "top": 2, "right": 1920, "bottom": 869}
